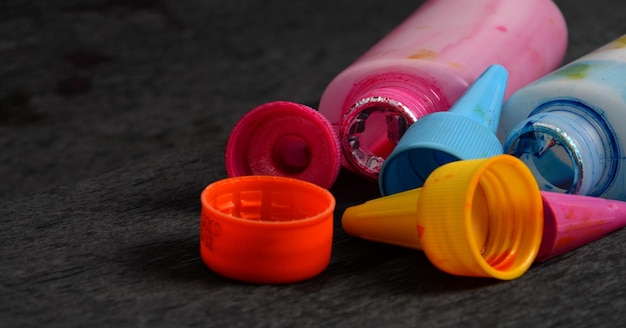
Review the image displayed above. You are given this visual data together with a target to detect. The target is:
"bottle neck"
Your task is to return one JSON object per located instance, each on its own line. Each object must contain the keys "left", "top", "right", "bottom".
{"left": 504, "top": 102, "right": 616, "bottom": 196}
{"left": 340, "top": 80, "right": 446, "bottom": 180}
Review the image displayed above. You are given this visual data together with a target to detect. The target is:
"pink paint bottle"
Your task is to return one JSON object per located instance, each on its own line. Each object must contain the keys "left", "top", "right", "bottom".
{"left": 319, "top": 0, "right": 567, "bottom": 180}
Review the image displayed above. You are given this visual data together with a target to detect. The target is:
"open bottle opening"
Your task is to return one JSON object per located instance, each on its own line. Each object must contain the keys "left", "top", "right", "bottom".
{"left": 341, "top": 96, "right": 417, "bottom": 179}
{"left": 504, "top": 102, "right": 617, "bottom": 196}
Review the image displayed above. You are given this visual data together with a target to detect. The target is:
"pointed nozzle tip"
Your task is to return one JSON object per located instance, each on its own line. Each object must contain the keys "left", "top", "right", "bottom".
{"left": 341, "top": 206, "right": 361, "bottom": 236}
{"left": 476, "top": 64, "right": 509, "bottom": 93}
{"left": 483, "top": 64, "right": 509, "bottom": 80}
{"left": 341, "top": 188, "right": 425, "bottom": 249}
{"left": 537, "top": 191, "right": 626, "bottom": 262}
{"left": 449, "top": 64, "right": 508, "bottom": 132}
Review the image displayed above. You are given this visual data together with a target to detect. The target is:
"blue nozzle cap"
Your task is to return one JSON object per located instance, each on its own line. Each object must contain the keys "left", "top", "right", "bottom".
{"left": 379, "top": 64, "right": 508, "bottom": 195}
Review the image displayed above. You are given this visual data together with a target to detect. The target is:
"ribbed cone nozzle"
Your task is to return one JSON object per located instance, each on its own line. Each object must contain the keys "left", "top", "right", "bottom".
{"left": 537, "top": 191, "right": 626, "bottom": 262}
{"left": 343, "top": 155, "right": 543, "bottom": 280}
{"left": 379, "top": 64, "right": 507, "bottom": 195}
{"left": 342, "top": 188, "right": 424, "bottom": 250}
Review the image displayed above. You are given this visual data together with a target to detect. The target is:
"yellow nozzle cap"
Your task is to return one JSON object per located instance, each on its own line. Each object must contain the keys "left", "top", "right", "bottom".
{"left": 342, "top": 155, "right": 543, "bottom": 280}
{"left": 342, "top": 188, "right": 424, "bottom": 250}
{"left": 418, "top": 155, "right": 543, "bottom": 280}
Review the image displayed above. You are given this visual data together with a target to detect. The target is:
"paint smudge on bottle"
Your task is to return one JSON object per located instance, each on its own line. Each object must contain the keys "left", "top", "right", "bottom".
{"left": 609, "top": 35, "right": 626, "bottom": 49}
{"left": 554, "top": 63, "right": 591, "bottom": 80}
{"left": 408, "top": 49, "right": 437, "bottom": 60}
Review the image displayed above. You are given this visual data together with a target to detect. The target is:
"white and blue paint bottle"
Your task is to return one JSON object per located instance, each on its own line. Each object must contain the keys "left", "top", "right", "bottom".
{"left": 499, "top": 35, "right": 626, "bottom": 200}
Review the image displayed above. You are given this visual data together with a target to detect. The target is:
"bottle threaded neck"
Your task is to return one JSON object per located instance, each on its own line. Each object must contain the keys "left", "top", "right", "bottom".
{"left": 341, "top": 96, "right": 417, "bottom": 178}
{"left": 504, "top": 101, "right": 617, "bottom": 196}
{"left": 340, "top": 83, "right": 445, "bottom": 180}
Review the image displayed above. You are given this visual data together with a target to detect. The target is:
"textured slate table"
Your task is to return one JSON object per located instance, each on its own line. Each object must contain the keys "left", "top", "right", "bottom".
{"left": 1, "top": 0, "right": 625, "bottom": 326}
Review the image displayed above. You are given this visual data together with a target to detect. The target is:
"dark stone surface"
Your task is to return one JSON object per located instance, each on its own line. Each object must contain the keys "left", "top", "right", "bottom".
{"left": 1, "top": 0, "right": 625, "bottom": 326}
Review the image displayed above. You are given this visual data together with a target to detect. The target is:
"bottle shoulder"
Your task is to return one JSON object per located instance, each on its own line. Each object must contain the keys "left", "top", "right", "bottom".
{"left": 503, "top": 76, "right": 626, "bottom": 117}
{"left": 319, "top": 58, "right": 469, "bottom": 123}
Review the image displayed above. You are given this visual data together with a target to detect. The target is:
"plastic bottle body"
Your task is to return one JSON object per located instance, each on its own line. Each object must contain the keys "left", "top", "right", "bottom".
{"left": 499, "top": 35, "right": 626, "bottom": 201}
{"left": 318, "top": 0, "right": 567, "bottom": 180}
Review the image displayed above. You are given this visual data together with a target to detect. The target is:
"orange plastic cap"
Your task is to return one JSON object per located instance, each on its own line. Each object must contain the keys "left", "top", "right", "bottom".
{"left": 200, "top": 176, "right": 335, "bottom": 284}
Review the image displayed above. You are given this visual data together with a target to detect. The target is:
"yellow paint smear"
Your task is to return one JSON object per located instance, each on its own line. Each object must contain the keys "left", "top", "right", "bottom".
{"left": 408, "top": 49, "right": 437, "bottom": 60}
{"left": 448, "top": 61, "right": 462, "bottom": 69}
{"left": 610, "top": 35, "right": 626, "bottom": 49}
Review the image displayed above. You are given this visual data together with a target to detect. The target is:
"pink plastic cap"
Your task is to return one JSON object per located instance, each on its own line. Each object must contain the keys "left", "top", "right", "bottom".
{"left": 225, "top": 101, "right": 341, "bottom": 189}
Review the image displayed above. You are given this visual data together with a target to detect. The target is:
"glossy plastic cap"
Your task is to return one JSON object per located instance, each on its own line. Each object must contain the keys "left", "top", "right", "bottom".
{"left": 225, "top": 101, "right": 341, "bottom": 189}
{"left": 380, "top": 65, "right": 507, "bottom": 195}
{"left": 200, "top": 176, "right": 335, "bottom": 284}
{"left": 344, "top": 155, "right": 544, "bottom": 280}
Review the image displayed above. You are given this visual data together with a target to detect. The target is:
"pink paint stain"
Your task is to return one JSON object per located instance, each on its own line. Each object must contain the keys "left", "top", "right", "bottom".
{"left": 496, "top": 26, "right": 508, "bottom": 32}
